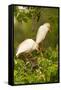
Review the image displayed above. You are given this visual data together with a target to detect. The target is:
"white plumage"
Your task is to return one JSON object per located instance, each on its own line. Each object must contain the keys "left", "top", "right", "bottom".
{"left": 16, "top": 39, "right": 38, "bottom": 57}
{"left": 36, "top": 23, "right": 50, "bottom": 44}
{"left": 16, "top": 23, "right": 50, "bottom": 57}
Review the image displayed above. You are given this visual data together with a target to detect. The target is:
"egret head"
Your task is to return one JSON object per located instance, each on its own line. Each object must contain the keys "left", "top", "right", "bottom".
{"left": 44, "top": 23, "right": 51, "bottom": 32}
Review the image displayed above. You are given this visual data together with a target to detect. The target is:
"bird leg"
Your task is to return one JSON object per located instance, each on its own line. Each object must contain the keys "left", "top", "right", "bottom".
{"left": 29, "top": 52, "right": 33, "bottom": 57}
{"left": 20, "top": 53, "right": 39, "bottom": 70}
{"left": 23, "top": 53, "right": 29, "bottom": 62}
{"left": 22, "top": 53, "right": 33, "bottom": 66}
{"left": 29, "top": 56, "right": 39, "bottom": 71}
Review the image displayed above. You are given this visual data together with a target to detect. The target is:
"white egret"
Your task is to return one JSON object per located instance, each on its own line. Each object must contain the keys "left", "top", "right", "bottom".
{"left": 36, "top": 23, "right": 51, "bottom": 44}
{"left": 16, "top": 39, "right": 39, "bottom": 57}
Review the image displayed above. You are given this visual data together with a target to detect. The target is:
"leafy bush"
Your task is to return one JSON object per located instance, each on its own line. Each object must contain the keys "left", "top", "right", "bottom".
{"left": 14, "top": 47, "right": 58, "bottom": 84}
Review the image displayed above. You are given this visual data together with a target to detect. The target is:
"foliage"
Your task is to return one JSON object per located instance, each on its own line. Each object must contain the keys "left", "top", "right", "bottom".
{"left": 14, "top": 47, "right": 58, "bottom": 84}
{"left": 14, "top": 6, "right": 59, "bottom": 84}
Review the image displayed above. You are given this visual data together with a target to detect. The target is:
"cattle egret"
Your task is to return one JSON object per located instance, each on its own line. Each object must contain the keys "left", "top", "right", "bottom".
{"left": 36, "top": 23, "right": 50, "bottom": 44}
{"left": 16, "top": 39, "right": 39, "bottom": 57}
